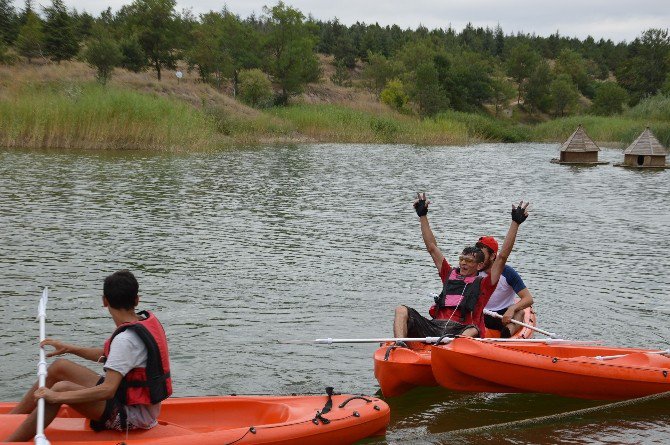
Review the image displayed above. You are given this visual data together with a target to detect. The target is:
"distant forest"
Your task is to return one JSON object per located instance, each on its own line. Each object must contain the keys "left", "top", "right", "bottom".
{"left": 1, "top": 0, "right": 669, "bottom": 117}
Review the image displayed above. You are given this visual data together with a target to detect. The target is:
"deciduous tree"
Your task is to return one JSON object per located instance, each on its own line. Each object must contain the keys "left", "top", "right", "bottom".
{"left": 362, "top": 51, "right": 404, "bottom": 94}
{"left": 123, "top": 0, "right": 179, "bottom": 80}
{"left": 506, "top": 43, "right": 540, "bottom": 104}
{"left": 591, "top": 81, "right": 628, "bottom": 115}
{"left": 524, "top": 60, "right": 553, "bottom": 113}
{"left": 264, "top": 2, "right": 320, "bottom": 104}
{"left": 550, "top": 74, "right": 579, "bottom": 116}
{"left": 83, "top": 35, "right": 122, "bottom": 84}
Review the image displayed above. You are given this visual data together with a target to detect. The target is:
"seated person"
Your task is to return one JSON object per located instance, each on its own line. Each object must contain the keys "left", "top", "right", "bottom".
{"left": 394, "top": 194, "right": 529, "bottom": 339}
{"left": 476, "top": 236, "right": 534, "bottom": 338}
{"left": 5, "top": 270, "right": 172, "bottom": 442}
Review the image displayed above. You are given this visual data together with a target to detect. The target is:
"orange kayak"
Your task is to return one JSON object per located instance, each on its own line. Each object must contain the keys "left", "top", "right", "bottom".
{"left": 374, "top": 306, "right": 536, "bottom": 397}
{"left": 431, "top": 337, "right": 670, "bottom": 399}
{"left": 0, "top": 393, "right": 390, "bottom": 444}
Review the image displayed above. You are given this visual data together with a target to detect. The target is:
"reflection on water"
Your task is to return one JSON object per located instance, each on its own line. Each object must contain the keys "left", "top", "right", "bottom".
{"left": 1, "top": 144, "right": 669, "bottom": 443}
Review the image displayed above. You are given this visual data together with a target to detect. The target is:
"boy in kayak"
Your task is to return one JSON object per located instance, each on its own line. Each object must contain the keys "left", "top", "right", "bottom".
{"left": 393, "top": 194, "right": 529, "bottom": 339}
{"left": 476, "top": 236, "right": 534, "bottom": 337}
{"left": 5, "top": 270, "right": 172, "bottom": 442}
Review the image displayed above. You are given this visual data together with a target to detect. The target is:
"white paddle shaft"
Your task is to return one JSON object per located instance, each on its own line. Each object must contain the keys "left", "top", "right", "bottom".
{"left": 35, "top": 288, "right": 50, "bottom": 445}
{"left": 282, "top": 337, "right": 595, "bottom": 345}
{"left": 483, "top": 309, "right": 558, "bottom": 338}
{"left": 594, "top": 349, "right": 670, "bottom": 361}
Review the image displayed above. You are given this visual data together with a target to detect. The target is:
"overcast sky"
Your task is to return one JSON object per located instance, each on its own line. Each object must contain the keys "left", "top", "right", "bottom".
{"left": 16, "top": 0, "right": 670, "bottom": 42}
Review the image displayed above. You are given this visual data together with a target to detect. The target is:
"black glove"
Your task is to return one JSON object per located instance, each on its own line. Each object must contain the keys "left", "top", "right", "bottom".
{"left": 414, "top": 193, "right": 428, "bottom": 217}
{"left": 511, "top": 204, "right": 528, "bottom": 224}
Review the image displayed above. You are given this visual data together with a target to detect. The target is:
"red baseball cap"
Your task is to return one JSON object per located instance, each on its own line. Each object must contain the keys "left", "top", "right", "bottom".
{"left": 477, "top": 236, "right": 498, "bottom": 254}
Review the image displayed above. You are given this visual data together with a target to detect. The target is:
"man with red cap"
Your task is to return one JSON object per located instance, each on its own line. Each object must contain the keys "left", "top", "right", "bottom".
{"left": 476, "top": 236, "right": 534, "bottom": 337}
{"left": 393, "top": 193, "right": 530, "bottom": 339}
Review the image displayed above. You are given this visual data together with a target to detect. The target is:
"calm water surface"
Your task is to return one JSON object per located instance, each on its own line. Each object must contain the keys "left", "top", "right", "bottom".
{"left": 1, "top": 143, "right": 669, "bottom": 444}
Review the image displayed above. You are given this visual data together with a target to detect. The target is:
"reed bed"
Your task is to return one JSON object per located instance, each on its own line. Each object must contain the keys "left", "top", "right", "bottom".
{"left": 624, "top": 94, "right": 670, "bottom": 122}
{"left": 530, "top": 115, "right": 670, "bottom": 147}
{"left": 269, "top": 104, "right": 471, "bottom": 145}
{"left": 0, "top": 81, "right": 222, "bottom": 150}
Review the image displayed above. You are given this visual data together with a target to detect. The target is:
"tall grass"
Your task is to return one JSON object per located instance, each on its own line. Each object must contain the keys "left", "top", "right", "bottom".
{"left": 530, "top": 115, "right": 670, "bottom": 147}
{"left": 0, "top": 82, "right": 222, "bottom": 150}
{"left": 269, "top": 104, "right": 471, "bottom": 145}
{"left": 435, "top": 111, "right": 530, "bottom": 143}
{"left": 625, "top": 94, "right": 670, "bottom": 122}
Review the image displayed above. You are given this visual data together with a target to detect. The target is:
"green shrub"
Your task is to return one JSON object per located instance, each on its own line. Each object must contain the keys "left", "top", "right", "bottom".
{"left": 591, "top": 82, "right": 628, "bottom": 115}
{"left": 238, "top": 68, "right": 273, "bottom": 108}
{"left": 83, "top": 37, "right": 122, "bottom": 85}
{"left": 370, "top": 116, "right": 399, "bottom": 141}
{"left": 380, "top": 79, "right": 409, "bottom": 112}
{"left": 436, "top": 111, "right": 530, "bottom": 142}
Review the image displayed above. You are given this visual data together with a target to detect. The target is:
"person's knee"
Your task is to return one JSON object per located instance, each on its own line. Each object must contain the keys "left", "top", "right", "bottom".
{"left": 51, "top": 381, "right": 79, "bottom": 393}
{"left": 394, "top": 305, "right": 408, "bottom": 319}
{"left": 461, "top": 327, "right": 479, "bottom": 337}
{"left": 47, "top": 358, "right": 76, "bottom": 382}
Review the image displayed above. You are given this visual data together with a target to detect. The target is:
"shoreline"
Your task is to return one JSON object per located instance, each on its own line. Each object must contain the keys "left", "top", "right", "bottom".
{"left": 0, "top": 63, "right": 667, "bottom": 152}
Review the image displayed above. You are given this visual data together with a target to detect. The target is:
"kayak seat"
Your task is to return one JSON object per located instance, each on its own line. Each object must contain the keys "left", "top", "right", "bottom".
{"left": 159, "top": 400, "right": 291, "bottom": 431}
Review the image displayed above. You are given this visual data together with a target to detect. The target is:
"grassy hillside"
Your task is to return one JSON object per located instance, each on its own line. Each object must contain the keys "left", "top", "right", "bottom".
{"left": 0, "top": 60, "right": 668, "bottom": 150}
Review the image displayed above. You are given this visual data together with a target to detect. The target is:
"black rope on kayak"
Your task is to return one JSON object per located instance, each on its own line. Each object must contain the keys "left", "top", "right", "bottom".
{"left": 338, "top": 396, "right": 372, "bottom": 408}
{"left": 222, "top": 428, "right": 253, "bottom": 445}
{"left": 426, "top": 390, "right": 670, "bottom": 441}
{"left": 384, "top": 341, "right": 410, "bottom": 360}
{"left": 434, "top": 333, "right": 456, "bottom": 346}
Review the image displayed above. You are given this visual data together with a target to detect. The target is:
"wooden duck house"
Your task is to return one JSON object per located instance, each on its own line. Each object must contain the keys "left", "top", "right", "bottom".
{"left": 614, "top": 127, "right": 669, "bottom": 168}
{"left": 551, "top": 125, "right": 608, "bottom": 165}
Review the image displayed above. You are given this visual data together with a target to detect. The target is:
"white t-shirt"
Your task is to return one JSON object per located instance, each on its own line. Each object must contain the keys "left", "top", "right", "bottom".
{"left": 479, "top": 265, "right": 527, "bottom": 311}
{"left": 104, "top": 330, "right": 161, "bottom": 429}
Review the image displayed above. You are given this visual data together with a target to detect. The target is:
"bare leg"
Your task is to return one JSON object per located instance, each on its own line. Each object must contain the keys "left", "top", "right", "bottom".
{"left": 10, "top": 359, "right": 101, "bottom": 414}
{"left": 393, "top": 306, "right": 409, "bottom": 337}
{"left": 461, "top": 327, "right": 479, "bottom": 337}
{"left": 5, "top": 381, "right": 106, "bottom": 442}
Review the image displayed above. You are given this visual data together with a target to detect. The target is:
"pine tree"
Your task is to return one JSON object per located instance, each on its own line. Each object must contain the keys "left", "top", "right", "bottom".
{"left": 0, "top": 0, "right": 19, "bottom": 45}
{"left": 15, "top": 10, "right": 43, "bottom": 62}
{"left": 43, "top": 0, "right": 79, "bottom": 63}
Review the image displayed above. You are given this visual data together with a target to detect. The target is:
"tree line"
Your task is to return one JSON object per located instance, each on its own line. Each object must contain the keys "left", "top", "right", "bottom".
{"left": 1, "top": 0, "right": 669, "bottom": 116}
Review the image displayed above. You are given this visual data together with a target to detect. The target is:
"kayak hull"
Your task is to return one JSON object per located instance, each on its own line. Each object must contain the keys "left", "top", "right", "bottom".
{"left": 432, "top": 338, "right": 670, "bottom": 399}
{"left": 373, "top": 341, "right": 436, "bottom": 397}
{"left": 374, "top": 306, "right": 536, "bottom": 397}
{"left": 0, "top": 394, "right": 390, "bottom": 444}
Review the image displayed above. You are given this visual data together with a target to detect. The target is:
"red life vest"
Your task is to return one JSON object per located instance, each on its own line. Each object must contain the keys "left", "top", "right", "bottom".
{"left": 429, "top": 268, "right": 483, "bottom": 323}
{"left": 102, "top": 310, "right": 172, "bottom": 406}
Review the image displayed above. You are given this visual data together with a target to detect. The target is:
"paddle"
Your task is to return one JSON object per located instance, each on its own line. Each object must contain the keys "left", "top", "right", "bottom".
{"left": 483, "top": 309, "right": 559, "bottom": 338}
{"left": 593, "top": 349, "right": 670, "bottom": 361}
{"left": 35, "top": 287, "right": 51, "bottom": 445}
{"left": 279, "top": 337, "right": 596, "bottom": 345}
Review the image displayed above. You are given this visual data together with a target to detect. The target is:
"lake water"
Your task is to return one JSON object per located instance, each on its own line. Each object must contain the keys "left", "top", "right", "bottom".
{"left": 0, "top": 143, "right": 669, "bottom": 444}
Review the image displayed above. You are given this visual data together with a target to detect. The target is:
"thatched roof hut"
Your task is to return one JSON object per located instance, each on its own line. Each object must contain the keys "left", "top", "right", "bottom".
{"left": 614, "top": 127, "right": 669, "bottom": 168}
{"left": 551, "top": 125, "right": 608, "bottom": 165}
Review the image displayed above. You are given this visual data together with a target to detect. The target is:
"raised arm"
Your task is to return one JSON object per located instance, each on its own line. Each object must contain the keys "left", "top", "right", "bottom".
{"left": 414, "top": 193, "right": 444, "bottom": 271}
{"left": 41, "top": 338, "right": 105, "bottom": 362}
{"left": 490, "top": 201, "right": 529, "bottom": 285}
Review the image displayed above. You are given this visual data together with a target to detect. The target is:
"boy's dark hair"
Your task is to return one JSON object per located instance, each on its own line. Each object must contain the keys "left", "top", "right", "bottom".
{"left": 461, "top": 246, "right": 485, "bottom": 263}
{"left": 103, "top": 270, "right": 139, "bottom": 310}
